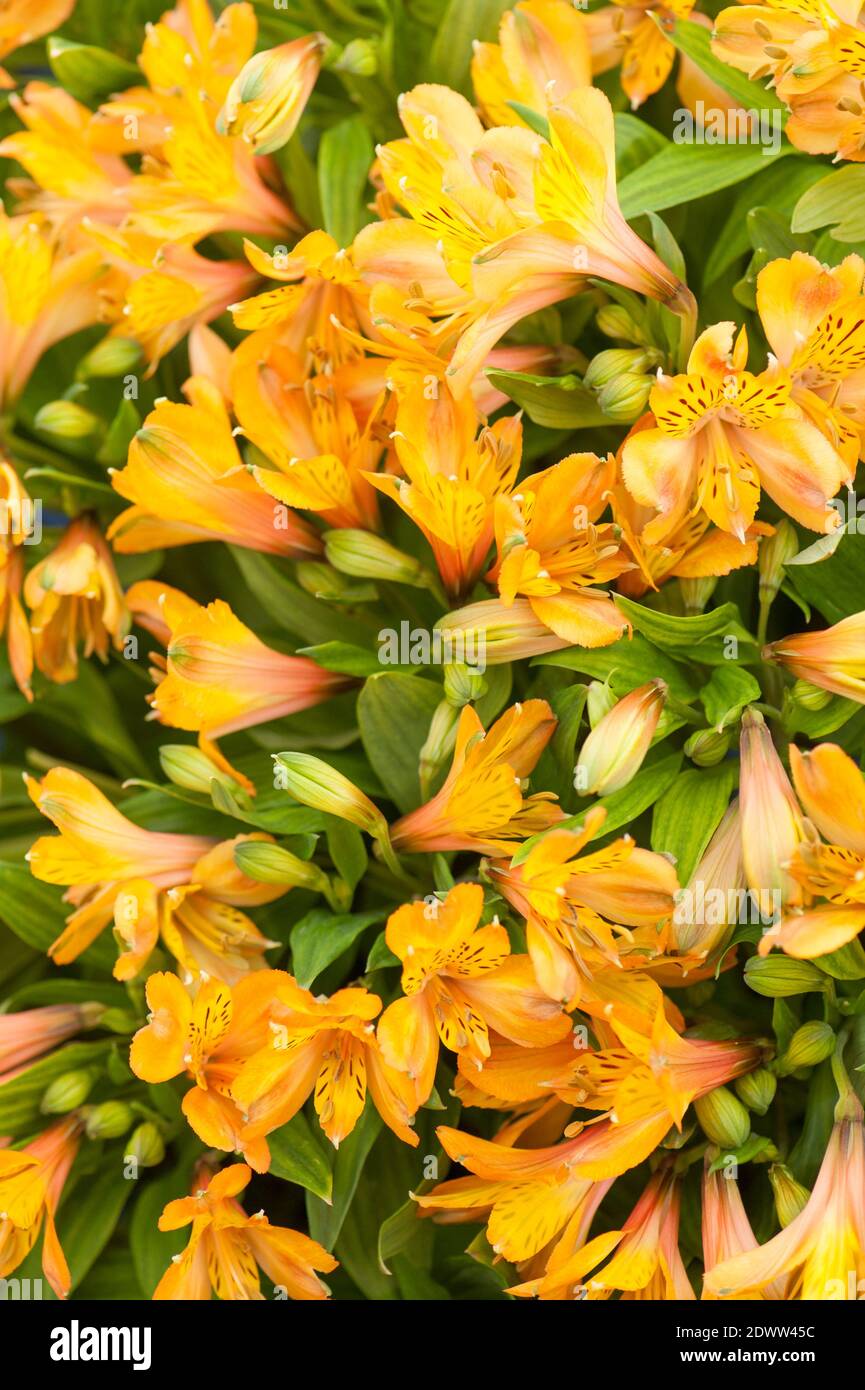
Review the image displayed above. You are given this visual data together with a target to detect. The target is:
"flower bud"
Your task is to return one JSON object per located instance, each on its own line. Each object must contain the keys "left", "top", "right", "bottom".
{"left": 739, "top": 709, "right": 808, "bottom": 909}
{"left": 685, "top": 729, "right": 731, "bottom": 767}
{"left": 324, "top": 529, "right": 431, "bottom": 587}
{"left": 41, "top": 1069, "right": 95, "bottom": 1114}
{"left": 586, "top": 680, "right": 616, "bottom": 729}
{"left": 295, "top": 561, "right": 377, "bottom": 603}
{"left": 575, "top": 679, "right": 666, "bottom": 795}
{"left": 419, "top": 701, "right": 460, "bottom": 799}
{"left": 596, "top": 304, "right": 646, "bottom": 344}
{"left": 125, "top": 1121, "right": 165, "bottom": 1169}
{"left": 76, "top": 337, "right": 143, "bottom": 380}
{"left": 217, "top": 33, "right": 326, "bottom": 154}
{"left": 791, "top": 678, "right": 833, "bottom": 712}
{"left": 273, "top": 753, "right": 385, "bottom": 837}
{"left": 768, "top": 1164, "right": 810, "bottom": 1228}
{"left": 596, "top": 372, "right": 652, "bottom": 423}
{"left": 777, "top": 1021, "right": 835, "bottom": 1072}
{"left": 233, "top": 839, "right": 328, "bottom": 892}
{"left": 443, "top": 662, "right": 486, "bottom": 708}
{"left": 744, "top": 954, "right": 827, "bottom": 997}
{"left": 679, "top": 576, "right": 718, "bottom": 614}
{"left": 34, "top": 400, "right": 103, "bottom": 441}
{"left": 85, "top": 1100, "right": 134, "bottom": 1140}
{"left": 583, "top": 348, "right": 659, "bottom": 390}
{"left": 758, "top": 519, "right": 798, "bottom": 604}
{"left": 331, "top": 38, "right": 377, "bottom": 75}
{"left": 694, "top": 1086, "right": 751, "bottom": 1148}
{"left": 734, "top": 1067, "right": 777, "bottom": 1115}
{"left": 159, "top": 744, "right": 232, "bottom": 794}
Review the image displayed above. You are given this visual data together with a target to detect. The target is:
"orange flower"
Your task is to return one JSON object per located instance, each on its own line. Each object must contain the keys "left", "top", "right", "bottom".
{"left": 764, "top": 610, "right": 865, "bottom": 704}
{"left": 0, "top": 1002, "right": 103, "bottom": 1085}
{"left": 217, "top": 33, "right": 324, "bottom": 153}
{"left": 154, "top": 1162, "right": 337, "bottom": 1300}
{"left": 26, "top": 767, "right": 285, "bottom": 981}
{"left": 232, "top": 977, "right": 420, "bottom": 1149}
{"left": 0, "top": 1, "right": 75, "bottom": 88}
{"left": 23, "top": 516, "right": 129, "bottom": 684}
{"left": 701, "top": 1153, "right": 786, "bottom": 1300}
{"left": 0, "top": 1115, "right": 81, "bottom": 1300}
{"left": 377, "top": 883, "right": 571, "bottom": 1104}
{"left": 739, "top": 709, "right": 810, "bottom": 913}
{"left": 390, "top": 700, "right": 561, "bottom": 855}
{"left": 575, "top": 679, "right": 666, "bottom": 794}
{"left": 471, "top": 0, "right": 593, "bottom": 126}
{"left": 130, "top": 971, "right": 288, "bottom": 1172}
{"left": 0, "top": 463, "right": 34, "bottom": 700}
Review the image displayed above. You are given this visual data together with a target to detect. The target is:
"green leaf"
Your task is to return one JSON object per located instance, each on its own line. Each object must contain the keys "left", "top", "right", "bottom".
{"left": 589, "top": 749, "right": 684, "bottom": 839}
{"left": 0, "top": 1041, "right": 111, "bottom": 1136}
{"left": 48, "top": 37, "right": 139, "bottom": 101}
{"left": 784, "top": 528, "right": 865, "bottom": 623}
{"left": 484, "top": 370, "right": 609, "bottom": 429}
{"left": 699, "top": 666, "right": 761, "bottom": 730}
{"left": 307, "top": 1100, "right": 382, "bottom": 1250}
{"left": 58, "top": 1162, "right": 134, "bottom": 1293}
{"left": 0, "top": 863, "right": 115, "bottom": 971}
{"left": 661, "top": 18, "right": 786, "bottom": 120}
{"left": 232, "top": 548, "right": 378, "bottom": 646}
{"left": 792, "top": 165, "right": 865, "bottom": 242}
{"left": 291, "top": 908, "right": 384, "bottom": 987}
{"left": 704, "top": 158, "right": 825, "bottom": 285}
{"left": 615, "top": 596, "right": 758, "bottom": 664}
{"left": 357, "top": 672, "right": 441, "bottom": 812}
{"left": 325, "top": 818, "right": 368, "bottom": 891}
{"left": 615, "top": 113, "right": 669, "bottom": 180}
{"left": 533, "top": 632, "right": 698, "bottom": 701}
{"left": 814, "top": 937, "right": 865, "bottom": 980}
{"left": 318, "top": 116, "right": 374, "bottom": 246}
{"left": 296, "top": 641, "right": 383, "bottom": 676}
{"left": 267, "top": 1111, "right": 334, "bottom": 1201}
{"left": 130, "top": 1154, "right": 197, "bottom": 1298}
{"left": 620, "top": 144, "right": 787, "bottom": 220}
{"left": 365, "top": 930, "right": 400, "bottom": 972}
{"left": 431, "top": 0, "right": 512, "bottom": 93}
{"left": 40, "top": 662, "right": 149, "bottom": 779}
{"left": 651, "top": 762, "right": 737, "bottom": 884}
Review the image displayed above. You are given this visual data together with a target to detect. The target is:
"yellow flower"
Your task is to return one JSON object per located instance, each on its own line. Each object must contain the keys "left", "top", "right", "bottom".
{"left": 154, "top": 1162, "right": 337, "bottom": 1300}
{"left": 23, "top": 515, "right": 129, "bottom": 685}
{"left": 0, "top": 0, "right": 75, "bottom": 88}
{"left": 217, "top": 33, "right": 325, "bottom": 153}
{"left": 739, "top": 709, "right": 810, "bottom": 912}
{"left": 576, "top": 679, "right": 666, "bottom": 794}
{"left": 471, "top": 0, "right": 593, "bottom": 126}
{"left": 764, "top": 609, "right": 865, "bottom": 704}
{"left": 0, "top": 1115, "right": 81, "bottom": 1300}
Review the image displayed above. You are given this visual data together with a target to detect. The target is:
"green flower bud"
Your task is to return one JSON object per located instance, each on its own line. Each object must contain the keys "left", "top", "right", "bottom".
{"left": 596, "top": 372, "right": 652, "bottom": 423}
{"left": 583, "top": 348, "right": 659, "bottom": 390}
{"left": 596, "top": 304, "right": 646, "bottom": 344}
{"left": 744, "top": 955, "right": 827, "bottom": 998}
{"left": 443, "top": 662, "right": 487, "bottom": 708}
{"left": 125, "top": 1122, "right": 165, "bottom": 1169}
{"left": 791, "top": 678, "right": 833, "bottom": 712}
{"left": 41, "top": 1069, "right": 95, "bottom": 1114}
{"left": 295, "top": 561, "right": 377, "bottom": 603}
{"left": 419, "top": 700, "right": 460, "bottom": 799}
{"left": 233, "top": 839, "right": 328, "bottom": 892}
{"left": 777, "top": 1021, "right": 835, "bottom": 1072}
{"left": 77, "top": 337, "right": 143, "bottom": 379}
{"left": 34, "top": 400, "right": 104, "bottom": 441}
{"left": 758, "top": 519, "right": 799, "bottom": 603}
{"left": 769, "top": 1164, "right": 810, "bottom": 1228}
{"left": 586, "top": 679, "right": 616, "bottom": 729}
{"left": 85, "top": 1100, "right": 134, "bottom": 1141}
{"left": 734, "top": 1068, "right": 777, "bottom": 1115}
{"left": 685, "top": 729, "right": 731, "bottom": 767}
{"left": 159, "top": 744, "right": 231, "bottom": 794}
{"left": 323, "top": 529, "right": 430, "bottom": 587}
{"left": 679, "top": 576, "right": 718, "bottom": 615}
{"left": 694, "top": 1086, "right": 751, "bottom": 1149}
{"left": 331, "top": 38, "right": 377, "bottom": 75}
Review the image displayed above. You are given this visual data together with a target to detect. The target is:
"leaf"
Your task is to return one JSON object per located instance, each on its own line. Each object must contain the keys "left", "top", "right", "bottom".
{"left": 614, "top": 596, "right": 758, "bottom": 664}
{"left": 619, "top": 144, "right": 787, "bottom": 219}
{"left": 307, "top": 1101, "right": 382, "bottom": 1250}
{"left": 296, "top": 641, "right": 383, "bottom": 676}
{"left": 651, "top": 762, "right": 738, "bottom": 884}
{"left": 318, "top": 117, "right": 374, "bottom": 246}
{"left": 0, "top": 863, "right": 115, "bottom": 971}
{"left": 231, "top": 548, "right": 378, "bottom": 645}
{"left": 40, "top": 663, "right": 149, "bottom": 779}
{"left": 48, "top": 37, "right": 139, "bottom": 101}
{"left": 792, "top": 165, "right": 865, "bottom": 242}
{"left": 589, "top": 749, "right": 684, "bottom": 839}
{"left": 661, "top": 18, "right": 786, "bottom": 120}
{"left": 59, "top": 1162, "right": 135, "bottom": 1293}
{"left": 267, "top": 1111, "right": 334, "bottom": 1201}
{"left": 699, "top": 666, "right": 761, "bottom": 730}
{"left": 615, "top": 113, "right": 668, "bottom": 180}
{"left": 130, "top": 1152, "right": 197, "bottom": 1298}
{"left": 357, "top": 672, "right": 441, "bottom": 812}
{"left": 704, "top": 157, "right": 825, "bottom": 285}
{"left": 0, "top": 1041, "right": 111, "bottom": 1136}
{"left": 533, "top": 632, "right": 698, "bottom": 701}
{"left": 290, "top": 908, "right": 384, "bottom": 988}
{"left": 365, "top": 931, "right": 400, "bottom": 972}
{"left": 483, "top": 369, "right": 609, "bottom": 429}
{"left": 784, "top": 527, "right": 865, "bottom": 623}
{"left": 325, "top": 818, "right": 368, "bottom": 891}
{"left": 431, "top": 0, "right": 512, "bottom": 92}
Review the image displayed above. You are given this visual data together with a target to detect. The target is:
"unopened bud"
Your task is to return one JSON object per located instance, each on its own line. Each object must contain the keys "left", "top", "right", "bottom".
{"left": 419, "top": 701, "right": 460, "bottom": 799}
{"left": 273, "top": 752, "right": 385, "bottom": 835}
{"left": 596, "top": 373, "right": 652, "bottom": 423}
{"left": 791, "top": 679, "right": 833, "bottom": 712}
{"left": 34, "top": 400, "right": 103, "bottom": 441}
{"left": 596, "top": 304, "right": 645, "bottom": 344}
{"left": 159, "top": 744, "right": 232, "bottom": 794}
{"left": 586, "top": 680, "right": 616, "bottom": 729}
{"left": 734, "top": 1067, "right": 777, "bottom": 1115}
{"left": 443, "top": 662, "right": 486, "bottom": 708}
{"left": 216, "top": 34, "right": 326, "bottom": 154}
{"left": 295, "top": 561, "right": 377, "bottom": 603}
{"left": 324, "top": 529, "right": 431, "bottom": 587}
{"left": 575, "top": 679, "right": 666, "bottom": 795}
{"left": 126, "top": 1121, "right": 165, "bottom": 1169}
{"left": 77, "top": 337, "right": 143, "bottom": 379}
{"left": 85, "top": 1100, "right": 134, "bottom": 1140}
{"left": 685, "top": 729, "right": 731, "bottom": 767}
{"left": 694, "top": 1086, "right": 751, "bottom": 1149}
{"left": 777, "top": 1021, "right": 835, "bottom": 1072}
{"left": 758, "top": 520, "right": 798, "bottom": 604}
{"left": 679, "top": 576, "right": 718, "bottom": 614}
{"left": 583, "top": 348, "right": 659, "bottom": 390}
{"left": 331, "top": 38, "right": 377, "bottom": 75}
{"left": 233, "top": 839, "right": 328, "bottom": 892}
{"left": 768, "top": 1164, "right": 810, "bottom": 1227}
{"left": 41, "top": 1069, "right": 95, "bottom": 1114}
{"left": 744, "top": 955, "right": 827, "bottom": 997}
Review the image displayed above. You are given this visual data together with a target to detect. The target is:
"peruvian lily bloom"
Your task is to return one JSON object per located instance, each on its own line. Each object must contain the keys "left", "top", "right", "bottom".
{"left": 756, "top": 252, "right": 865, "bottom": 468}
{"left": 127, "top": 582, "right": 352, "bottom": 791}
{"left": 217, "top": 33, "right": 325, "bottom": 154}
{"left": 702, "top": 1153, "right": 786, "bottom": 1300}
{"left": 109, "top": 376, "right": 322, "bottom": 558}
{"left": 130, "top": 971, "right": 289, "bottom": 1172}
{"left": 489, "top": 804, "right": 679, "bottom": 1006}
{"left": 154, "top": 1162, "right": 337, "bottom": 1300}
{"left": 575, "top": 679, "right": 666, "bottom": 794}
{"left": 510, "top": 1166, "right": 694, "bottom": 1300}
{"left": 0, "top": 467, "right": 34, "bottom": 700}
{"left": 488, "top": 450, "right": 633, "bottom": 647}
{"left": 621, "top": 322, "right": 851, "bottom": 542}
{"left": 739, "top": 709, "right": 810, "bottom": 913}
{"left": 471, "top": 0, "right": 593, "bottom": 127}
{"left": 673, "top": 800, "right": 745, "bottom": 961}
{"left": 230, "top": 332, "right": 382, "bottom": 531}
{"left": 764, "top": 609, "right": 865, "bottom": 704}
{"left": 0, "top": 210, "right": 107, "bottom": 412}
{"left": 389, "top": 699, "right": 562, "bottom": 856}
{"left": 23, "top": 515, "right": 129, "bottom": 685}
{"left": 704, "top": 1078, "right": 865, "bottom": 1300}
{"left": 0, "top": 1115, "right": 81, "bottom": 1300}
{"left": 376, "top": 883, "right": 571, "bottom": 1104}
{"left": 0, "top": 0, "right": 75, "bottom": 88}
{"left": 232, "top": 977, "right": 420, "bottom": 1149}
{"left": 759, "top": 743, "right": 865, "bottom": 958}
{"left": 26, "top": 766, "right": 286, "bottom": 981}
{"left": 437, "top": 596, "right": 576, "bottom": 666}
{"left": 0, "top": 1003, "right": 103, "bottom": 1084}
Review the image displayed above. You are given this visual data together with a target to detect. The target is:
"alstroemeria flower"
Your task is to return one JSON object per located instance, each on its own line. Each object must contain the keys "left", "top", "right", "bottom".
{"left": 576, "top": 679, "right": 666, "bottom": 794}
{"left": 0, "top": 1115, "right": 81, "bottom": 1300}
{"left": 217, "top": 33, "right": 325, "bottom": 154}
{"left": 511, "top": 1166, "right": 694, "bottom": 1300}
{"left": 130, "top": 971, "right": 289, "bottom": 1172}
{"left": 109, "top": 376, "right": 322, "bottom": 558}
{"left": 377, "top": 883, "right": 571, "bottom": 1104}
{"left": 233, "top": 977, "right": 420, "bottom": 1149}
{"left": 24, "top": 515, "right": 129, "bottom": 685}
{"left": 701, "top": 1153, "right": 786, "bottom": 1301}
{"left": 621, "top": 322, "right": 851, "bottom": 542}
{"left": 0, "top": 462, "right": 34, "bottom": 699}
{"left": 0, "top": 1003, "right": 103, "bottom": 1085}
{"left": 764, "top": 609, "right": 865, "bottom": 704}
{"left": 739, "top": 709, "right": 810, "bottom": 912}
{"left": 0, "top": 0, "right": 75, "bottom": 88}
{"left": 154, "top": 1162, "right": 337, "bottom": 1300}
{"left": 471, "top": 0, "right": 593, "bottom": 126}
{"left": 26, "top": 767, "right": 286, "bottom": 982}
{"left": 390, "top": 700, "right": 561, "bottom": 855}
{"left": 759, "top": 743, "right": 865, "bottom": 958}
